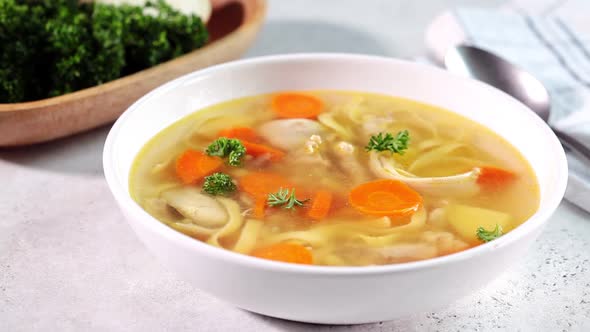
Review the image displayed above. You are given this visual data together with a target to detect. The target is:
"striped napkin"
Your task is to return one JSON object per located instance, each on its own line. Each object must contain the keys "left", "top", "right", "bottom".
{"left": 425, "top": 0, "right": 590, "bottom": 213}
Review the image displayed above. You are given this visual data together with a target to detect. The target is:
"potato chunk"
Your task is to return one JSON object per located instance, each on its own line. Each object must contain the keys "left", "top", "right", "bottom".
{"left": 446, "top": 204, "right": 511, "bottom": 242}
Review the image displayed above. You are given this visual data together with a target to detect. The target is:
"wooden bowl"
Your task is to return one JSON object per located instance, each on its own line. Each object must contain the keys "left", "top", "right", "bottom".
{"left": 0, "top": 0, "right": 266, "bottom": 146}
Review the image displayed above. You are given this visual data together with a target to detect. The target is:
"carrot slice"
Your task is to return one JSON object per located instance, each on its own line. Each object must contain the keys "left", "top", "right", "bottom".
{"left": 240, "top": 172, "right": 293, "bottom": 198}
{"left": 307, "top": 190, "right": 333, "bottom": 221}
{"left": 349, "top": 179, "right": 422, "bottom": 217}
{"left": 242, "top": 141, "right": 286, "bottom": 161}
{"left": 218, "top": 127, "right": 262, "bottom": 143}
{"left": 251, "top": 243, "right": 313, "bottom": 265}
{"left": 253, "top": 197, "right": 266, "bottom": 218}
{"left": 271, "top": 93, "right": 324, "bottom": 119}
{"left": 175, "top": 149, "right": 223, "bottom": 184}
{"left": 477, "top": 166, "right": 517, "bottom": 190}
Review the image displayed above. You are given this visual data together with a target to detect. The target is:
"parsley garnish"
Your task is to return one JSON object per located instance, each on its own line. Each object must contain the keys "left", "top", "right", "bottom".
{"left": 267, "top": 188, "right": 309, "bottom": 210}
{"left": 205, "top": 137, "right": 246, "bottom": 166}
{"left": 365, "top": 130, "right": 410, "bottom": 155}
{"left": 202, "top": 173, "right": 237, "bottom": 196}
{"left": 476, "top": 224, "right": 503, "bottom": 242}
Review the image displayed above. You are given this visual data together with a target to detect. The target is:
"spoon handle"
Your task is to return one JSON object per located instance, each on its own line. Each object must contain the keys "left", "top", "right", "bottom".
{"left": 553, "top": 128, "right": 590, "bottom": 165}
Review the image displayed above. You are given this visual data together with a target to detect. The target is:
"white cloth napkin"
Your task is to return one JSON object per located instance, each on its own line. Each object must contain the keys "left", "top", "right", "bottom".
{"left": 425, "top": 0, "right": 590, "bottom": 213}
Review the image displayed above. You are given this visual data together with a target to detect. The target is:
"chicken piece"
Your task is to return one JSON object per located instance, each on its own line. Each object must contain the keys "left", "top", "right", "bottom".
{"left": 304, "top": 134, "right": 323, "bottom": 154}
{"left": 161, "top": 187, "right": 228, "bottom": 228}
{"left": 421, "top": 231, "right": 469, "bottom": 256}
{"left": 258, "top": 119, "right": 324, "bottom": 150}
{"left": 361, "top": 114, "right": 395, "bottom": 136}
{"left": 332, "top": 141, "right": 369, "bottom": 184}
{"left": 428, "top": 207, "right": 448, "bottom": 228}
{"left": 292, "top": 134, "right": 330, "bottom": 167}
{"left": 375, "top": 243, "right": 438, "bottom": 263}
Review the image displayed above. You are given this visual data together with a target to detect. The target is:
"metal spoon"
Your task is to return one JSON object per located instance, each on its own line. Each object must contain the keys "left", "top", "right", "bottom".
{"left": 445, "top": 44, "right": 590, "bottom": 163}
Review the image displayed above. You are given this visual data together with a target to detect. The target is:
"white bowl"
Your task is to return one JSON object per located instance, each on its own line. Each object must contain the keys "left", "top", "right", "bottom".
{"left": 103, "top": 54, "right": 568, "bottom": 324}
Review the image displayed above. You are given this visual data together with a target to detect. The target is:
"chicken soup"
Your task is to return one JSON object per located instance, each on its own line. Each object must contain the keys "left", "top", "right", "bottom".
{"left": 130, "top": 91, "right": 540, "bottom": 266}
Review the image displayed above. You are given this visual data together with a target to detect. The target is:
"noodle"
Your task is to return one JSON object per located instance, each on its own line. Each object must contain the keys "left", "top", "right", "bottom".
{"left": 169, "top": 222, "right": 218, "bottom": 239}
{"left": 318, "top": 112, "right": 354, "bottom": 140}
{"left": 233, "top": 219, "right": 264, "bottom": 253}
{"left": 207, "top": 197, "right": 244, "bottom": 247}
{"left": 408, "top": 143, "right": 472, "bottom": 173}
{"left": 370, "top": 152, "right": 481, "bottom": 197}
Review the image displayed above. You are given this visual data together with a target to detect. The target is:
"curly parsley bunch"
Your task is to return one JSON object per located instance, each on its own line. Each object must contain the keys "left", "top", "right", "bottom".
{"left": 0, "top": 0, "right": 207, "bottom": 103}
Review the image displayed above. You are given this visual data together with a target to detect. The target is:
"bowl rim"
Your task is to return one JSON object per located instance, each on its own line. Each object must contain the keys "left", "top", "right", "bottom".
{"left": 103, "top": 53, "right": 568, "bottom": 275}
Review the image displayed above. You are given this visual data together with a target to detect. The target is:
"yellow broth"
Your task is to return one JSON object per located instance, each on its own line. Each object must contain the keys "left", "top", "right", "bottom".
{"left": 129, "top": 91, "right": 540, "bottom": 266}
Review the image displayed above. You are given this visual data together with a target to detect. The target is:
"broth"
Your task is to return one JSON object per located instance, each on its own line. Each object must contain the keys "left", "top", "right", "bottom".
{"left": 130, "top": 91, "right": 540, "bottom": 266}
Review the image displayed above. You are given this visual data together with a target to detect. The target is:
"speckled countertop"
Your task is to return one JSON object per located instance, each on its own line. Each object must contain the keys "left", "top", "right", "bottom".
{"left": 2, "top": 0, "right": 589, "bottom": 331}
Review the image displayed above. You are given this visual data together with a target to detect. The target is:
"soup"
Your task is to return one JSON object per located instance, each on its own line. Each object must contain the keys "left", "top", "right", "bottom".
{"left": 130, "top": 91, "right": 540, "bottom": 266}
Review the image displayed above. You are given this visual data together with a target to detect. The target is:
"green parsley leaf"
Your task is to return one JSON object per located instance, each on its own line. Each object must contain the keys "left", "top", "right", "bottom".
{"left": 202, "top": 173, "right": 237, "bottom": 196}
{"left": 365, "top": 130, "right": 410, "bottom": 155}
{"left": 267, "top": 188, "right": 309, "bottom": 210}
{"left": 205, "top": 137, "right": 246, "bottom": 166}
{"left": 476, "top": 224, "right": 503, "bottom": 242}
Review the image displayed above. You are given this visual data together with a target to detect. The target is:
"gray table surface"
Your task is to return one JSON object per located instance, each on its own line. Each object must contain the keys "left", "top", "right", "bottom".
{"left": 2, "top": 1, "right": 589, "bottom": 331}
